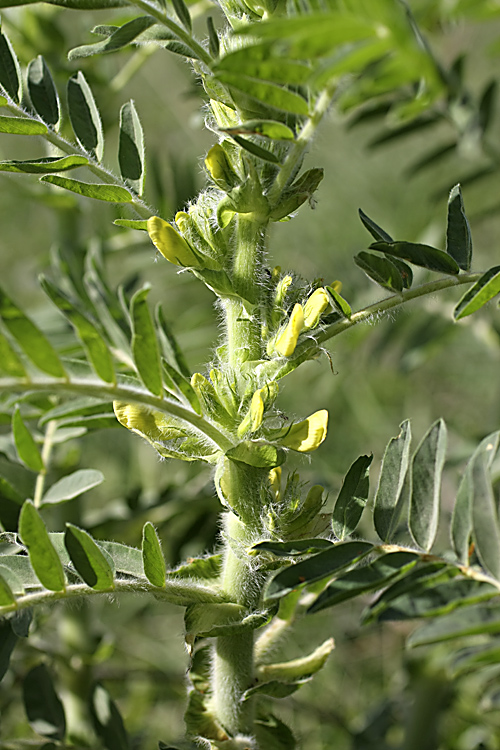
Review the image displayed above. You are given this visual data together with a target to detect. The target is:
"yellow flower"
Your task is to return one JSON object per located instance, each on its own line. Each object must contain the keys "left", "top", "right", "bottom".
{"left": 303, "top": 287, "right": 329, "bottom": 329}
{"left": 275, "top": 303, "right": 304, "bottom": 357}
{"left": 269, "top": 467, "right": 282, "bottom": 499}
{"left": 147, "top": 216, "right": 202, "bottom": 268}
{"left": 280, "top": 409, "right": 329, "bottom": 452}
{"left": 113, "top": 402, "right": 183, "bottom": 442}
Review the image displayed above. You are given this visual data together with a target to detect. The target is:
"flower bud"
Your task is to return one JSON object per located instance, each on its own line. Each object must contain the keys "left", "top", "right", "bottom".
{"left": 275, "top": 303, "right": 304, "bottom": 357}
{"left": 269, "top": 467, "right": 281, "bottom": 500}
{"left": 147, "top": 216, "right": 202, "bottom": 268}
{"left": 280, "top": 409, "right": 328, "bottom": 452}
{"left": 303, "top": 287, "right": 329, "bottom": 328}
{"left": 113, "top": 402, "right": 183, "bottom": 441}
{"left": 205, "top": 144, "right": 240, "bottom": 191}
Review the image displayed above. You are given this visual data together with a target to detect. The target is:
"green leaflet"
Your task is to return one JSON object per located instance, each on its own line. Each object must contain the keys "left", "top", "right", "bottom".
{"left": 213, "top": 46, "right": 311, "bottom": 85}
{"left": 19, "top": 501, "right": 66, "bottom": 592}
{"left": 41, "top": 175, "right": 132, "bottom": 203}
{"left": 12, "top": 407, "right": 44, "bottom": 472}
{"left": 265, "top": 541, "right": 373, "bottom": 599}
{"left": 354, "top": 251, "right": 403, "bottom": 292}
{"left": 0, "top": 0, "right": 127, "bottom": 6}
{"left": 252, "top": 539, "right": 333, "bottom": 557}
{"left": 91, "top": 683, "right": 130, "bottom": 750}
{"left": 184, "top": 602, "right": 246, "bottom": 638}
{"left": 119, "top": 99, "right": 145, "bottom": 195}
{"left": 172, "top": 0, "right": 191, "bottom": 33}
{"left": 40, "top": 275, "right": 115, "bottom": 383}
{"left": 68, "top": 16, "right": 156, "bottom": 59}
{"left": 0, "top": 25, "right": 21, "bottom": 102}
{"left": 207, "top": 16, "right": 219, "bottom": 58}
{"left": 0, "top": 155, "right": 88, "bottom": 173}
{"left": 130, "top": 286, "right": 164, "bottom": 397}
{"left": 374, "top": 420, "right": 412, "bottom": 542}
{"left": 215, "top": 72, "right": 309, "bottom": 116}
{"left": 0, "top": 331, "right": 26, "bottom": 377}
{"left": 471, "top": 451, "right": 500, "bottom": 580}
{"left": 454, "top": 266, "right": 500, "bottom": 320}
{"left": 67, "top": 71, "right": 104, "bottom": 161}
{"left": 22, "top": 664, "right": 66, "bottom": 741}
{"left": 222, "top": 120, "right": 295, "bottom": 140}
{"left": 326, "top": 286, "right": 351, "bottom": 318}
{"left": 228, "top": 134, "right": 280, "bottom": 164}
{"left": 408, "top": 603, "right": 500, "bottom": 648}
{"left": 332, "top": 454, "right": 372, "bottom": 540}
{"left": 255, "top": 711, "right": 297, "bottom": 750}
{"left": 163, "top": 361, "right": 201, "bottom": 414}
{"left": 0, "top": 571, "right": 15, "bottom": 605}
{"left": 0, "top": 115, "right": 47, "bottom": 135}
{"left": 41, "top": 469, "right": 104, "bottom": 506}
{"left": 370, "top": 241, "right": 460, "bottom": 275}
{"left": 64, "top": 524, "right": 115, "bottom": 590}
{"left": 113, "top": 218, "right": 148, "bottom": 230}
{"left": 98, "top": 541, "right": 144, "bottom": 577}
{"left": 226, "top": 440, "right": 285, "bottom": 468}
{"left": 446, "top": 184, "right": 472, "bottom": 271}
{"left": 358, "top": 208, "right": 393, "bottom": 242}
{"left": 142, "top": 522, "right": 166, "bottom": 587}
{"left": 409, "top": 419, "right": 447, "bottom": 552}
{"left": 27, "top": 56, "right": 60, "bottom": 127}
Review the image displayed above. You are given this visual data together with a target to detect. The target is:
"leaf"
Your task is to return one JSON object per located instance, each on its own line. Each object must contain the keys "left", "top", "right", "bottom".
{"left": 99, "top": 541, "right": 144, "bottom": 577}
{"left": 326, "top": 286, "right": 351, "bottom": 318}
{"left": 446, "top": 184, "right": 472, "bottom": 271}
{"left": 265, "top": 541, "right": 373, "bottom": 600}
{"left": 67, "top": 71, "right": 104, "bottom": 160}
{"left": 0, "top": 115, "right": 47, "bottom": 135}
{"left": 252, "top": 539, "right": 333, "bottom": 557}
{"left": 162, "top": 361, "right": 201, "bottom": 414}
{"left": 0, "top": 26, "right": 21, "bottom": 102}
{"left": 142, "top": 522, "right": 166, "bottom": 587}
{"left": 0, "top": 330, "right": 26, "bottom": 377}
{"left": 0, "top": 155, "right": 88, "bottom": 173}
{"left": 354, "top": 251, "right": 403, "bottom": 292}
{"left": 408, "top": 603, "right": 500, "bottom": 647}
{"left": 19, "top": 501, "right": 66, "bottom": 591}
{"left": 214, "top": 47, "right": 310, "bottom": 85}
{"left": 130, "top": 285, "right": 163, "bottom": 397}
{"left": 40, "top": 275, "right": 115, "bottom": 383}
{"left": 472, "top": 452, "right": 500, "bottom": 579}
{"left": 226, "top": 441, "right": 285, "bottom": 468}
{"left": 0, "top": 570, "right": 15, "bottom": 605}
{"left": 374, "top": 420, "right": 412, "bottom": 542}
{"left": 255, "top": 712, "right": 296, "bottom": 750}
{"left": 223, "top": 119, "right": 295, "bottom": 140}
{"left": 207, "top": 16, "right": 219, "bottom": 58}
{"left": 215, "top": 72, "right": 309, "bottom": 115}
{"left": 12, "top": 407, "right": 44, "bottom": 472}
{"left": 68, "top": 16, "right": 156, "bottom": 59}
{"left": 119, "top": 99, "right": 145, "bottom": 195}
{"left": 370, "top": 241, "right": 460, "bottom": 275}
{"left": 172, "top": 0, "right": 191, "bottom": 32}
{"left": 64, "top": 524, "right": 114, "bottom": 590}
{"left": 0, "top": 287, "right": 65, "bottom": 377}
{"left": 451, "top": 432, "right": 500, "bottom": 564}
{"left": 113, "top": 218, "right": 148, "bottom": 230}
{"left": 23, "top": 664, "right": 66, "bottom": 740}
{"left": 41, "top": 175, "right": 132, "bottom": 203}
{"left": 91, "top": 683, "right": 129, "bottom": 750}
{"left": 229, "top": 134, "right": 280, "bottom": 164}
{"left": 41, "top": 469, "right": 104, "bottom": 506}
{"left": 27, "top": 56, "right": 60, "bottom": 127}
{"left": 308, "top": 551, "right": 418, "bottom": 614}
{"left": 0, "top": 0, "right": 128, "bottom": 7}
{"left": 409, "top": 419, "right": 447, "bottom": 552}
{"left": 454, "top": 266, "right": 500, "bottom": 320}
{"left": 358, "top": 208, "right": 393, "bottom": 242}
{"left": 332, "top": 454, "right": 372, "bottom": 540}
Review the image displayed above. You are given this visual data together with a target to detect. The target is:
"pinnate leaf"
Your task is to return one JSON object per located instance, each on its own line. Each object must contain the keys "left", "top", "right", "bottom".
{"left": 41, "top": 175, "right": 132, "bottom": 203}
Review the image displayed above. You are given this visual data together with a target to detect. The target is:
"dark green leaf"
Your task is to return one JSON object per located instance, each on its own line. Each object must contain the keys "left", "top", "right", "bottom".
{"left": 479, "top": 79, "right": 497, "bottom": 135}
{"left": 207, "top": 16, "right": 219, "bottom": 58}
{"left": 0, "top": 619, "right": 17, "bottom": 681}
{"left": 64, "top": 523, "right": 114, "bottom": 590}
{"left": 226, "top": 440, "right": 285, "bottom": 468}
{"left": 0, "top": 26, "right": 21, "bottom": 102}
{"left": 91, "top": 683, "right": 130, "bottom": 750}
{"left": 332, "top": 454, "right": 372, "bottom": 540}
{"left": 12, "top": 407, "right": 44, "bottom": 472}
{"left": 354, "top": 251, "right": 403, "bottom": 292}
{"left": 68, "top": 16, "right": 156, "bottom": 59}
{"left": 172, "top": 0, "right": 191, "bottom": 32}
{"left": 229, "top": 134, "right": 280, "bottom": 164}
{"left": 451, "top": 432, "right": 500, "bottom": 564}
{"left": 224, "top": 120, "right": 295, "bottom": 140}
{"left": 0, "top": 115, "right": 47, "bottom": 135}
{"left": 374, "top": 420, "right": 412, "bottom": 542}
{"left": 409, "top": 419, "right": 447, "bottom": 551}
{"left": 408, "top": 603, "right": 500, "bottom": 647}
{"left": 0, "top": 155, "right": 88, "bottom": 173}
{"left": 454, "top": 266, "right": 500, "bottom": 320}
{"left": 370, "top": 241, "right": 460, "bottom": 275}
{"left": 67, "top": 71, "right": 104, "bottom": 160}
{"left": 326, "top": 286, "right": 351, "bottom": 318}
{"left": 142, "top": 522, "right": 166, "bottom": 587}
{"left": 119, "top": 99, "right": 145, "bottom": 195}
{"left": 446, "top": 184, "right": 472, "bottom": 271}
{"left": 0, "top": 570, "right": 15, "bottom": 605}
{"left": 252, "top": 539, "right": 333, "bottom": 557}
{"left": 0, "top": 287, "right": 65, "bottom": 377}
{"left": 27, "top": 56, "right": 59, "bottom": 127}
{"left": 265, "top": 541, "right": 373, "bottom": 600}
{"left": 10, "top": 608, "right": 32, "bottom": 637}
{"left": 308, "top": 551, "right": 418, "bottom": 614}
{"left": 255, "top": 712, "right": 296, "bottom": 750}
{"left": 215, "top": 72, "right": 309, "bottom": 115}
{"left": 451, "top": 640, "right": 500, "bottom": 676}
{"left": 19, "top": 501, "right": 66, "bottom": 591}
{"left": 23, "top": 664, "right": 66, "bottom": 740}
{"left": 41, "top": 469, "right": 104, "bottom": 506}
{"left": 472, "top": 451, "right": 500, "bottom": 579}
{"left": 358, "top": 208, "right": 393, "bottom": 242}
{"left": 0, "top": 331, "right": 26, "bottom": 377}
{"left": 40, "top": 275, "right": 115, "bottom": 383}
{"left": 41, "top": 175, "right": 132, "bottom": 203}
{"left": 130, "top": 285, "right": 163, "bottom": 397}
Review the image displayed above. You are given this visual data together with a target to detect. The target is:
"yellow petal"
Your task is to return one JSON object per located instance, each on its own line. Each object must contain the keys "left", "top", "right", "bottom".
{"left": 275, "top": 303, "right": 304, "bottom": 357}
{"left": 113, "top": 402, "right": 183, "bottom": 442}
{"left": 303, "top": 287, "right": 329, "bottom": 328}
{"left": 280, "top": 409, "right": 328, "bottom": 452}
{"left": 147, "top": 216, "right": 201, "bottom": 268}
{"left": 269, "top": 467, "right": 281, "bottom": 499}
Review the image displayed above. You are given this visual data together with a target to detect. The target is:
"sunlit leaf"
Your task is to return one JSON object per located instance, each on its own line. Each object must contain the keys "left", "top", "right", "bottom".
{"left": 41, "top": 175, "right": 132, "bottom": 203}
{"left": 0, "top": 115, "right": 47, "bottom": 135}
{"left": 0, "top": 155, "right": 88, "bottom": 173}
{"left": 332, "top": 454, "right": 372, "bottom": 540}
{"left": 12, "top": 407, "right": 43, "bottom": 472}
{"left": 142, "top": 522, "right": 166, "bottom": 587}
{"left": 409, "top": 419, "right": 447, "bottom": 551}
{"left": 215, "top": 71, "right": 309, "bottom": 115}
{"left": 27, "top": 56, "right": 59, "bottom": 127}
{"left": 130, "top": 285, "right": 163, "bottom": 397}
{"left": 19, "top": 501, "right": 66, "bottom": 591}
{"left": 454, "top": 266, "right": 500, "bottom": 320}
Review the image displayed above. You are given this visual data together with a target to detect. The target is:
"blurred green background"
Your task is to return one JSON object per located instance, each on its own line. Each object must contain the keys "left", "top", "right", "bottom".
{"left": 1, "top": 2, "right": 500, "bottom": 748}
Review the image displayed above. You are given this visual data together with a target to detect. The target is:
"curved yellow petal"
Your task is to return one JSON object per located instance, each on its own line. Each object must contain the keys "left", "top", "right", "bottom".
{"left": 275, "top": 303, "right": 304, "bottom": 357}
{"left": 280, "top": 409, "right": 328, "bottom": 452}
{"left": 147, "top": 216, "right": 201, "bottom": 268}
{"left": 303, "top": 287, "right": 329, "bottom": 328}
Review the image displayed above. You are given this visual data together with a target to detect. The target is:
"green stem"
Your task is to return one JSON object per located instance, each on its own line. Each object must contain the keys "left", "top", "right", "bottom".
{"left": 33, "top": 419, "right": 57, "bottom": 508}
